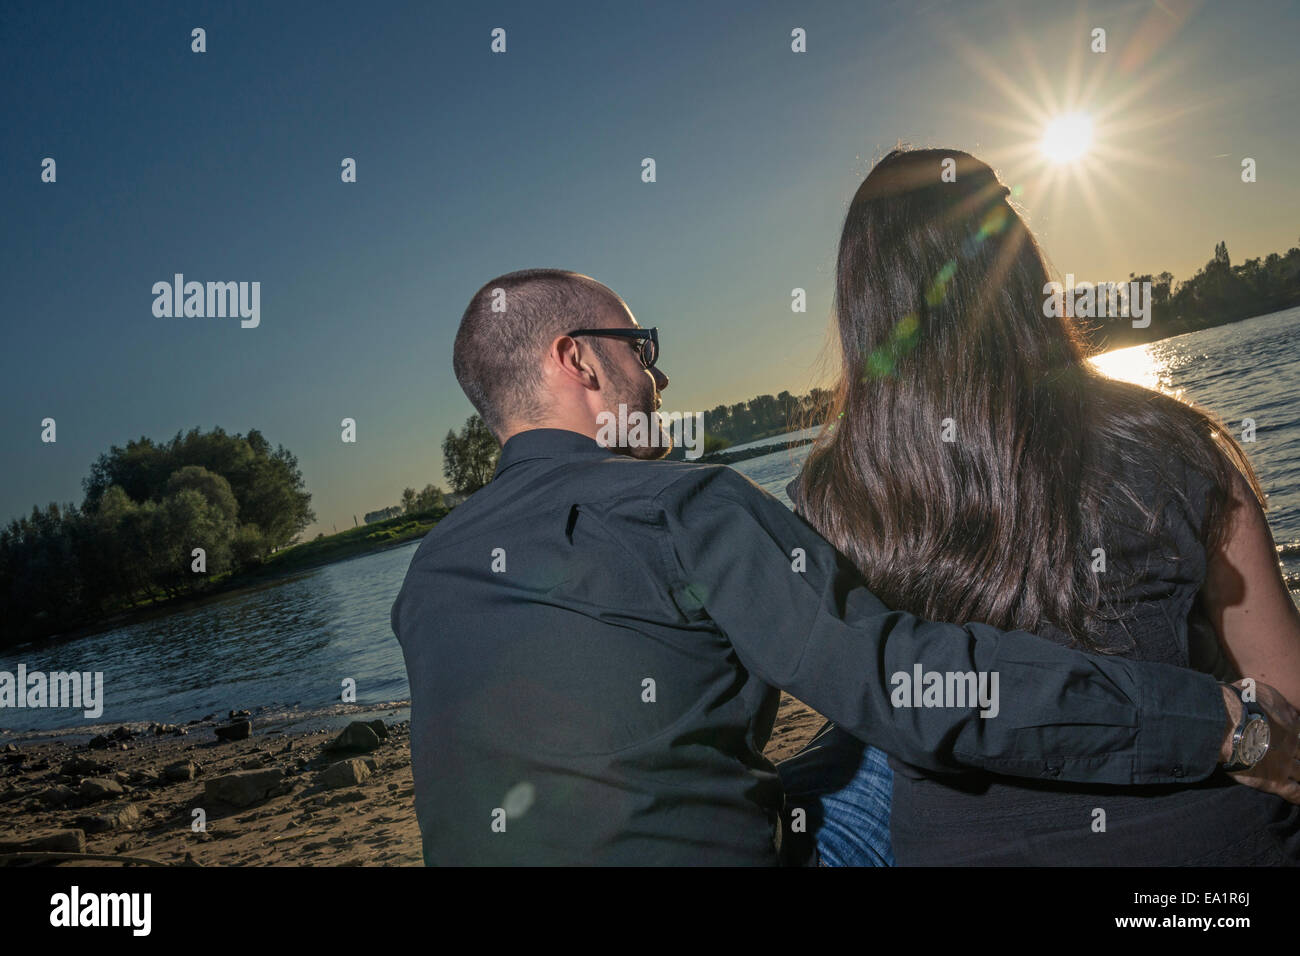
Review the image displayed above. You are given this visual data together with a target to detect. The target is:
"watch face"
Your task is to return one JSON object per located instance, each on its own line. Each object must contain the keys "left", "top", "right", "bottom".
{"left": 1240, "top": 716, "right": 1271, "bottom": 766}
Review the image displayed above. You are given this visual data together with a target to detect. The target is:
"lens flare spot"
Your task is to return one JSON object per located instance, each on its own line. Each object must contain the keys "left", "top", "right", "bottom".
{"left": 1041, "top": 113, "right": 1093, "bottom": 163}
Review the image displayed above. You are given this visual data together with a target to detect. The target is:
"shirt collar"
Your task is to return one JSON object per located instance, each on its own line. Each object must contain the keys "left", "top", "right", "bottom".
{"left": 492, "top": 428, "right": 616, "bottom": 479}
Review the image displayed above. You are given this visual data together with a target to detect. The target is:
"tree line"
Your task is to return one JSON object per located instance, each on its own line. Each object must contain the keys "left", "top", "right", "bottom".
{"left": 0, "top": 427, "right": 313, "bottom": 648}
{"left": 1083, "top": 236, "right": 1300, "bottom": 349}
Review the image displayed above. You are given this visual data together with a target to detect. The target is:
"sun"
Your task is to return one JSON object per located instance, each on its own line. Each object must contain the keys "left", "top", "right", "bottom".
{"left": 1040, "top": 113, "right": 1094, "bottom": 163}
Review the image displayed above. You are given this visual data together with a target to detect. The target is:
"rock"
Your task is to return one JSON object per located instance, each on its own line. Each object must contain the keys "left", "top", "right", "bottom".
{"left": 368, "top": 720, "right": 389, "bottom": 741}
{"left": 128, "top": 768, "right": 160, "bottom": 787}
{"left": 214, "top": 719, "right": 252, "bottom": 742}
{"left": 76, "top": 803, "right": 139, "bottom": 833}
{"left": 162, "top": 760, "right": 197, "bottom": 783}
{"left": 317, "top": 758, "right": 371, "bottom": 790}
{"left": 78, "top": 777, "right": 126, "bottom": 802}
{"left": 113, "top": 771, "right": 131, "bottom": 784}
{"left": 229, "top": 709, "right": 251, "bottom": 719}
{"left": 0, "top": 829, "right": 86, "bottom": 854}
{"left": 324, "top": 721, "right": 381, "bottom": 754}
{"left": 2, "top": 743, "right": 17, "bottom": 752}
{"left": 37, "top": 785, "right": 77, "bottom": 807}
{"left": 204, "top": 768, "right": 286, "bottom": 807}
{"left": 107, "top": 726, "right": 134, "bottom": 741}
{"left": 326, "top": 790, "right": 366, "bottom": 805}
{"left": 87, "top": 735, "right": 110, "bottom": 750}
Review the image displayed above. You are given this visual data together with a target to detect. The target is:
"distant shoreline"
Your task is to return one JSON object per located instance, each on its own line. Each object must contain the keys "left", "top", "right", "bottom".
{"left": 5, "top": 525, "right": 432, "bottom": 654}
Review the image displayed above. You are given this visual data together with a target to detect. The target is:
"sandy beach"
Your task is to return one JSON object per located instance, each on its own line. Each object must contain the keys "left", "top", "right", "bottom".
{"left": 0, "top": 694, "right": 823, "bottom": 867}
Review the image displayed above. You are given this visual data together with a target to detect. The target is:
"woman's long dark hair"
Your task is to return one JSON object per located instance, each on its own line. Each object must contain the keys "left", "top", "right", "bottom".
{"left": 799, "top": 147, "right": 1264, "bottom": 652}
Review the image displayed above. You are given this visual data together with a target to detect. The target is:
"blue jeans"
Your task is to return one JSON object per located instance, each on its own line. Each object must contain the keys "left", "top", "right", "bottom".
{"left": 775, "top": 720, "right": 895, "bottom": 866}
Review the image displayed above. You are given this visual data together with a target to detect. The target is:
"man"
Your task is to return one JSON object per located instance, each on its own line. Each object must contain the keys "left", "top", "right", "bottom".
{"left": 391, "top": 268, "right": 1300, "bottom": 865}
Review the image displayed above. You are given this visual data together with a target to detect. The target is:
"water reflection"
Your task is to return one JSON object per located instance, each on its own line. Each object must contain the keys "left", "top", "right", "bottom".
{"left": 1088, "top": 342, "right": 1169, "bottom": 391}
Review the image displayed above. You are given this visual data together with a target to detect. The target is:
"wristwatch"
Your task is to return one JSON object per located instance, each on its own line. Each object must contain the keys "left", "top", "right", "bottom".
{"left": 1220, "top": 682, "right": 1271, "bottom": 772}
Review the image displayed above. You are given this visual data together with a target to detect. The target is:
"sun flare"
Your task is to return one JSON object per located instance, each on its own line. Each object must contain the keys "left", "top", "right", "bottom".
{"left": 1040, "top": 113, "right": 1093, "bottom": 163}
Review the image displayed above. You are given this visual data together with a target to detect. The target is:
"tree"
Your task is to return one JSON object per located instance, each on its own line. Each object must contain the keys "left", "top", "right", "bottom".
{"left": 442, "top": 415, "right": 500, "bottom": 494}
{"left": 401, "top": 487, "right": 418, "bottom": 514}
{"left": 414, "top": 484, "right": 446, "bottom": 512}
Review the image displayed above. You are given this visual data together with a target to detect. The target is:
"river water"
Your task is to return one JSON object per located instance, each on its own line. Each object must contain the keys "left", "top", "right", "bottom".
{"left": 3, "top": 307, "right": 1297, "bottom": 738}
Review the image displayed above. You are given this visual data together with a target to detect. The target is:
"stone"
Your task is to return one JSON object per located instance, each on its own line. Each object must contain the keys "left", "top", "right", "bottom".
{"left": 37, "top": 785, "right": 76, "bottom": 807}
{"left": 324, "top": 721, "right": 381, "bottom": 754}
{"left": 368, "top": 719, "right": 389, "bottom": 740}
{"left": 214, "top": 719, "right": 252, "bottom": 742}
{"left": 204, "top": 768, "right": 285, "bottom": 807}
{"left": 326, "top": 790, "right": 366, "bottom": 805}
{"left": 76, "top": 803, "right": 140, "bottom": 833}
{"left": 0, "top": 829, "right": 86, "bottom": 854}
{"left": 317, "top": 758, "right": 371, "bottom": 790}
{"left": 61, "top": 756, "right": 112, "bottom": 777}
{"left": 78, "top": 777, "right": 126, "bottom": 802}
{"left": 162, "top": 760, "right": 197, "bottom": 783}
{"left": 87, "top": 735, "right": 110, "bottom": 750}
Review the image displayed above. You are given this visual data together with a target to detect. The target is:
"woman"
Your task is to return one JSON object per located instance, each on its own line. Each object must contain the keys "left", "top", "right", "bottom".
{"left": 785, "top": 147, "right": 1300, "bottom": 865}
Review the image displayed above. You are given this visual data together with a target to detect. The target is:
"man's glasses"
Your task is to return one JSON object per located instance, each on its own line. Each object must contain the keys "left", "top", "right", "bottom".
{"left": 566, "top": 327, "right": 659, "bottom": 369}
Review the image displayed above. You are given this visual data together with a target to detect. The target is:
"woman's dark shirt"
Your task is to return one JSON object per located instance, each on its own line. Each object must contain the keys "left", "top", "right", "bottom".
{"left": 794, "top": 454, "right": 1300, "bottom": 865}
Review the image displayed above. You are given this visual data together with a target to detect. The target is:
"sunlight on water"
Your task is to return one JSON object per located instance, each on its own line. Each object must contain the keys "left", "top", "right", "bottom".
{"left": 1088, "top": 343, "right": 1166, "bottom": 390}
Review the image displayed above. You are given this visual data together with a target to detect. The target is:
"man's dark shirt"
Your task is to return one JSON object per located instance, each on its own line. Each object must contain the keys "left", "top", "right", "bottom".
{"left": 390, "top": 428, "right": 1225, "bottom": 865}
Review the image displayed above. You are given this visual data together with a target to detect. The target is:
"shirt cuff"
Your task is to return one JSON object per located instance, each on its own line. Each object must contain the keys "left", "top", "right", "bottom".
{"left": 1135, "top": 665, "right": 1225, "bottom": 784}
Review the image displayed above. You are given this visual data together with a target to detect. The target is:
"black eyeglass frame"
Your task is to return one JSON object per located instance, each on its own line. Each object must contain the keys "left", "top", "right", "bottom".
{"left": 566, "top": 327, "right": 659, "bottom": 369}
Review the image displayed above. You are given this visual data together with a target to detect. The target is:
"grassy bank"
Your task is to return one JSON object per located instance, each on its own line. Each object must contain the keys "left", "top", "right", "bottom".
{"left": 256, "top": 507, "right": 448, "bottom": 577}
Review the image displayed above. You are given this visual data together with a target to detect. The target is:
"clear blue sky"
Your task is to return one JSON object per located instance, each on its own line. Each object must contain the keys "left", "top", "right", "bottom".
{"left": 3, "top": 0, "right": 1297, "bottom": 537}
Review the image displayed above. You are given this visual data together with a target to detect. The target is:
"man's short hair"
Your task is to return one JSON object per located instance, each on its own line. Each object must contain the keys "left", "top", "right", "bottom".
{"left": 453, "top": 269, "right": 623, "bottom": 434}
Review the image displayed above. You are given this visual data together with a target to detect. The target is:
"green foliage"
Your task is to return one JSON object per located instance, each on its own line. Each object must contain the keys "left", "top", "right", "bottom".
{"left": 82, "top": 426, "right": 313, "bottom": 552}
{"left": 702, "top": 434, "right": 732, "bottom": 455}
{"left": 705, "top": 388, "right": 832, "bottom": 446}
{"left": 442, "top": 415, "right": 500, "bottom": 494}
{"left": 1083, "top": 239, "right": 1300, "bottom": 349}
{"left": 0, "top": 426, "right": 316, "bottom": 647}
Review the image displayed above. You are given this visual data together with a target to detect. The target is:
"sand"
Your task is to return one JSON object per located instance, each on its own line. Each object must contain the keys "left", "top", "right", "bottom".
{"left": 0, "top": 693, "right": 822, "bottom": 866}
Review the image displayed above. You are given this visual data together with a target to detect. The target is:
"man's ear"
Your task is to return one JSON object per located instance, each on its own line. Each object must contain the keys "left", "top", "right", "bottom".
{"left": 550, "top": 335, "right": 601, "bottom": 391}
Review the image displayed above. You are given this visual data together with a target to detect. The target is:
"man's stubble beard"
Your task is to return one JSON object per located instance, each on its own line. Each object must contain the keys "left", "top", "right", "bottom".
{"left": 605, "top": 357, "right": 670, "bottom": 460}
